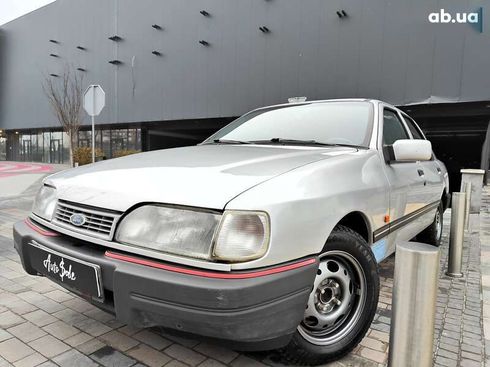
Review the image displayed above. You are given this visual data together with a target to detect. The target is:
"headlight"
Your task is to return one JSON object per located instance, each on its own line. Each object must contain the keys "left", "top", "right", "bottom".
{"left": 213, "top": 211, "right": 270, "bottom": 262}
{"left": 32, "top": 185, "right": 57, "bottom": 221}
{"left": 116, "top": 206, "right": 221, "bottom": 260}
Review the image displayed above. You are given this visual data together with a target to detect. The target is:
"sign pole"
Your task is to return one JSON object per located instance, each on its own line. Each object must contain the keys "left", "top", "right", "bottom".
{"left": 83, "top": 85, "right": 105, "bottom": 164}
{"left": 92, "top": 86, "right": 96, "bottom": 163}
{"left": 91, "top": 115, "right": 95, "bottom": 163}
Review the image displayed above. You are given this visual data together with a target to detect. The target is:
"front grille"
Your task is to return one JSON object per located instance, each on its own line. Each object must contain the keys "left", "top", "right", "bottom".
{"left": 53, "top": 200, "right": 121, "bottom": 240}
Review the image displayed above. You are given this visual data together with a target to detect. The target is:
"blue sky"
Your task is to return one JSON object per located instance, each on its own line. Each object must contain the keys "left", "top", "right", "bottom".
{"left": 0, "top": 0, "right": 55, "bottom": 26}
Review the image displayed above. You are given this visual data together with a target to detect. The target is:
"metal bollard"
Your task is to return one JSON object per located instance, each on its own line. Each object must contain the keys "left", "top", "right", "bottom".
{"left": 463, "top": 182, "right": 471, "bottom": 230}
{"left": 389, "top": 242, "right": 440, "bottom": 367}
{"left": 446, "top": 192, "right": 466, "bottom": 277}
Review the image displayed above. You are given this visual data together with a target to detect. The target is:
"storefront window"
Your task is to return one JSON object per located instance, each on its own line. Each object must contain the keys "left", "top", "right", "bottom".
{"left": 62, "top": 132, "right": 71, "bottom": 163}
{"left": 50, "top": 131, "right": 63, "bottom": 164}
{"left": 34, "top": 132, "right": 44, "bottom": 162}
{"left": 112, "top": 129, "right": 128, "bottom": 155}
{"left": 102, "top": 130, "right": 111, "bottom": 158}
{"left": 43, "top": 132, "right": 51, "bottom": 163}
{"left": 20, "top": 134, "right": 33, "bottom": 162}
{"left": 0, "top": 131, "right": 6, "bottom": 161}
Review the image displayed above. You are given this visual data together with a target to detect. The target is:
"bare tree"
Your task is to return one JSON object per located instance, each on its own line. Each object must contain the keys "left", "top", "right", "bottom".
{"left": 43, "top": 66, "right": 84, "bottom": 166}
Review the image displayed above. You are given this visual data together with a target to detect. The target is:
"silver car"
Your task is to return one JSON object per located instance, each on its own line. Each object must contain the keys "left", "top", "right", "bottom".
{"left": 14, "top": 99, "right": 449, "bottom": 365}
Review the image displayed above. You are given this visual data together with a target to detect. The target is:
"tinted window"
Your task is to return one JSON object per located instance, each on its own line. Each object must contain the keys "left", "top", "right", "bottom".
{"left": 204, "top": 102, "right": 374, "bottom": 147}
{"left": 383, "top": 110, "right": 409, "bottom": 145}
{"left": 403, "top": 115, "right": 424, "bottom": 140}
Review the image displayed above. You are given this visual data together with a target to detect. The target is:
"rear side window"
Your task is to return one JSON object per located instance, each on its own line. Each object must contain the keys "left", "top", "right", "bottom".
{"left": 403, "top": 115, "right": 424, "bottom": 140}
{"left": 383, "top": 110, "right": 409, "bottom": 145}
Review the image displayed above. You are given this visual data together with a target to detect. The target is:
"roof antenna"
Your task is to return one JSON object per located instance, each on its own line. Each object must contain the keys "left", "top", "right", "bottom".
{"left": 288, "top": 96, "right": 308, "bottom": 103}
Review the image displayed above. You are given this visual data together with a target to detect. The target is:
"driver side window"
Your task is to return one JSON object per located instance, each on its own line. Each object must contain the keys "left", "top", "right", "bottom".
{"left": 383, "top": 110, "right": 409, "bottom": 146}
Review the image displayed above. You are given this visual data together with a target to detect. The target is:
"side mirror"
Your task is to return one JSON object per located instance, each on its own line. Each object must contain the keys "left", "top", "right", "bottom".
{"left": 392, "top": 139, "right": 432, "bottom": 162}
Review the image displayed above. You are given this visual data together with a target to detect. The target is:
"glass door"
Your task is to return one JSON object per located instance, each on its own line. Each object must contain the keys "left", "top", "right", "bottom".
{"left": 50, "top": 139, "right": 62, "bottom": 164}
{"left": 22, "top": 140, "right": 32, "bottom": 162}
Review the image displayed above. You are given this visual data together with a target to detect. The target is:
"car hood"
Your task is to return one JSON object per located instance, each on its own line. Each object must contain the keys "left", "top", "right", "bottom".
{"left": 46, "top": 144, "right": 357, "bottom": 211}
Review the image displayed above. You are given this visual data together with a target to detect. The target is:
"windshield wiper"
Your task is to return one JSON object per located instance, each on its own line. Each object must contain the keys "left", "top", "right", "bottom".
{"left": 250, "top": 138, "right": 368, "bottom": 149}
{"left": 209, "top": 139, "right": 252, "bottom": 145}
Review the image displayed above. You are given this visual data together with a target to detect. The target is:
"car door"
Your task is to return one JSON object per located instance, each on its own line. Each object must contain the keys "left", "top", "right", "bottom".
{"left": 379, "top": 107, "right": 426, "bottom": 250}
{"left": 402, "top": 113, "right": 443, "bottom": 206}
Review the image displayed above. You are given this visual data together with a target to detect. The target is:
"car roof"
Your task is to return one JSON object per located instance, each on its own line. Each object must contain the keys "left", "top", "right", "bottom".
{"left": 250, "top": 98, "right": 393, "bottom": 113}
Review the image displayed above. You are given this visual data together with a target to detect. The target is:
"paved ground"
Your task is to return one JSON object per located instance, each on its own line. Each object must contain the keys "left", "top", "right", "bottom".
{"left": 0, "top": 162, "right": 487, "bottom": 366}
{"left": 479, "top": 187, "right": 490, "bottom": 367}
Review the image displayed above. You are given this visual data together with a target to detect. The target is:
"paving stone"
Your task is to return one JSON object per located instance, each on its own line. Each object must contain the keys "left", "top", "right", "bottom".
{"left": 12, "top": 352, "right": 46, "bottom": 367}
{"left": 157, "top": 329, "right": 200, "bottom": 348}
{"left": 165, "top": 344, "right": 207, "bottom": 366}
{"left": 7, "top": 322, "right": 47, "bottom": 343}
{"left": 359, "top": 347, "right": 386, "bottom": 364}
{"left": 126, "top": 344, "right": 171, "bottom": 367}
{"left": 76, "top": 338, "right": 106, "bottom": 355}
{"left": 118, "top": 325, "right": 142, "bottom": 336}
{"left": 73, "top": 318, "right": 112, "bottom": 337}
{"left": 0, "top": 310, "right": 25, "bottom": 328}
{"left": 90, "top": 345, "right": 136, "bottom": 367}
{"left": 83, "top": 308, "right": 115, "bottom": 323}
{"left": 52, "top": 349, "right": 98, "bottom": 367}
{"left": 44, "top": 290, "right": 74, "bottom": 303}
{"left": 62, "top": 298, "right": 97, "bottom": 314}
{"left": 42, "top": 320, "right": 79, "bottom": 339}
{"left": 133, "top": 329, "right": 172, "bottom": 350}
{"left": 164, "top": 361, "right": 189, "bottom": 367}
{"left": 198, "top": 359, "right": 228, "bottom": 367}
{"left": 99, "top": 330, "right": 139, "bottom": 352}
{"left": 22, "top": 310, "right": 57, "bottom": 327}
{"left": 461, "top": 350, "right": 482, "bottom": 362}
{"left": 28, "top": 334, "right": 70, "bottom": 358}
{"left": 194, "top": 343, "right": 239, "bottom": 364}
{"left": 359, "top": 336, "right": 386, "bottom": 352}
{"left": 0, "top": 338, "right": 35, "bottom": 363}
{"left": 0, "top": 330, "right": 12, "bottom": 343}
{"left": 64, "top": 332, "right": 93, "bottom": 347}
{"left": 230, "top": 355, "right": 268, "bottom": 367}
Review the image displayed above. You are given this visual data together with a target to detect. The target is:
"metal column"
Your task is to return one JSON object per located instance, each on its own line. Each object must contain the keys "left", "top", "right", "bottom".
{"left": 447, "top": 192, "right": 466, "bottom": 277}
{"left": 389, "top": 242, "right": 440, "bottom": 367}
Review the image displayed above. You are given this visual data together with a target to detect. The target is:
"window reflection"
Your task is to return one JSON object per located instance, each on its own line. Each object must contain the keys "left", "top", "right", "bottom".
{"left": 3, "top": 128, "right": 142, "bottom": 163}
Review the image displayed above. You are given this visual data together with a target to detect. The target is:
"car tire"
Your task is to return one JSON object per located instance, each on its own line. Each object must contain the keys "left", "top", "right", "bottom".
{"left": 417, "top": 202, "right": 443, "bottom": 247}
{"left": 278, "top": 225, "right": 379, "bottom": 366}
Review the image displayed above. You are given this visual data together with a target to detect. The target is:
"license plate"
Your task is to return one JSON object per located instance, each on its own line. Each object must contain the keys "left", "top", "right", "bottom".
{"left": 28, "top": 240, "right": 103, "bottom": 300}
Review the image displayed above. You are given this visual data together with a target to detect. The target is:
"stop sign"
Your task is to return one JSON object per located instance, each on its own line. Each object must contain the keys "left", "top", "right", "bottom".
{"left": 83, "top": 85, "right": 105, "bottom": 117}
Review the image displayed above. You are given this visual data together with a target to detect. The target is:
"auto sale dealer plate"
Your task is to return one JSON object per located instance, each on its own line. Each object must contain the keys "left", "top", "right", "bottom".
{"left": 27, "top": 240, "right": 103, "bottom": 300}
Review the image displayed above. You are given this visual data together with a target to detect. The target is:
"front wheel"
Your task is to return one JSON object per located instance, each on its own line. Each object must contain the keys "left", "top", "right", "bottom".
{"left": 279, "top": 225, "right": 379, "bottom": 365}
{"left": 417, "top": 201, "right": 443, "bottom": 247}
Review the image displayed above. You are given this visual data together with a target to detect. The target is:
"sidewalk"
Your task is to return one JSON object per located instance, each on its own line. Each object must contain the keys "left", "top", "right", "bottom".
{"left": 479, "top": 187, "right": 490, "bottom": 366}
{"left": 0, "top": 161, "right": 69, "bottom": 198}
{"left": 0, "top": 181, "right": 487, "bottom": 366}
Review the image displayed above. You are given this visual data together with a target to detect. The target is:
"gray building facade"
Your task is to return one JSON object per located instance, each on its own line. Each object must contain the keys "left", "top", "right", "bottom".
{"left": 0, "top": 0, "right": 489, "bottom": 188}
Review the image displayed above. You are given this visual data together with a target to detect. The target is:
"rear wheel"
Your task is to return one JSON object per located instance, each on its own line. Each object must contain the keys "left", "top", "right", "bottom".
{"left": 417, "top": 202, "right": 443, "bottom": 247}
{"left": 279, "top": 225, "right": 379, "bottom": 365}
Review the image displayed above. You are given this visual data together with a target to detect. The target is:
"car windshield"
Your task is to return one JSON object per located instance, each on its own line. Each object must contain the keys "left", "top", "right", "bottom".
{"left": 203, "top": 101, "right": 374, "bottom": 147}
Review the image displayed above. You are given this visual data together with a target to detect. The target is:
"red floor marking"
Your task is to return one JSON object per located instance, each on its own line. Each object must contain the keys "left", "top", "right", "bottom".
{"left": 0, "top": 162, "right": 54, "bottom": 178}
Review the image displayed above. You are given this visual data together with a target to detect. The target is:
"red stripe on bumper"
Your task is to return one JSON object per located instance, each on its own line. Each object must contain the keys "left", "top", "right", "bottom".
{"left": 105, "top": 251, "right": 317, "bottom": 279}
{"left": 25, "top": 218, "right": 59, "bottom": 237}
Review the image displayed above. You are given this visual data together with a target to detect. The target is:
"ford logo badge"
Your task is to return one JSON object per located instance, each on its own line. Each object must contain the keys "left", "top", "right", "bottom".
{"left": 70, "top": 213, "right": 86, "bottom": 227}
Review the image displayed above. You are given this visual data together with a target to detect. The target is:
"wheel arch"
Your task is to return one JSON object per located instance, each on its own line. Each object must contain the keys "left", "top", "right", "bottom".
{"left": 336, "top": 211, "right": 372, "bottom": 245}
{"left": 441, "top": 188, "right": 451, "bottom": 211}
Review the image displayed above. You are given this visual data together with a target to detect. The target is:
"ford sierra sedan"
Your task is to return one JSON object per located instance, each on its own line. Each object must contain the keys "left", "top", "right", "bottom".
{"left": 14, "top": 99, "right": 449, "bottom": 365}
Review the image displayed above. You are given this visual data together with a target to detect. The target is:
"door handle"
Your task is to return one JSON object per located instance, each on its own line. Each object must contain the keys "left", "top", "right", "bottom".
{"left": 417, "top": 169, "right": 425, "bottom": 177}
{"left": 436, "top": 167, "right": 442, "bottom": 174}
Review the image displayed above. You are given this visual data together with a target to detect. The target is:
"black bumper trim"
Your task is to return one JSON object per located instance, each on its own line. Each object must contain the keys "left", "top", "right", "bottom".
{"left": 13, "top": 219, "right": 318, "bottom": 350}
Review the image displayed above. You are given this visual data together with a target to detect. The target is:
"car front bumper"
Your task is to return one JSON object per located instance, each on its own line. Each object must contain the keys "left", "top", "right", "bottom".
{"left": 13, "top": 219, "right": 318, "bottom": 350}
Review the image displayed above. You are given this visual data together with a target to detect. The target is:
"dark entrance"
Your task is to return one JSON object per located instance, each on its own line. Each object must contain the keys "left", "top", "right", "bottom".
{"left": 400, "top": 101, "right": 490, "bottom": 192}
